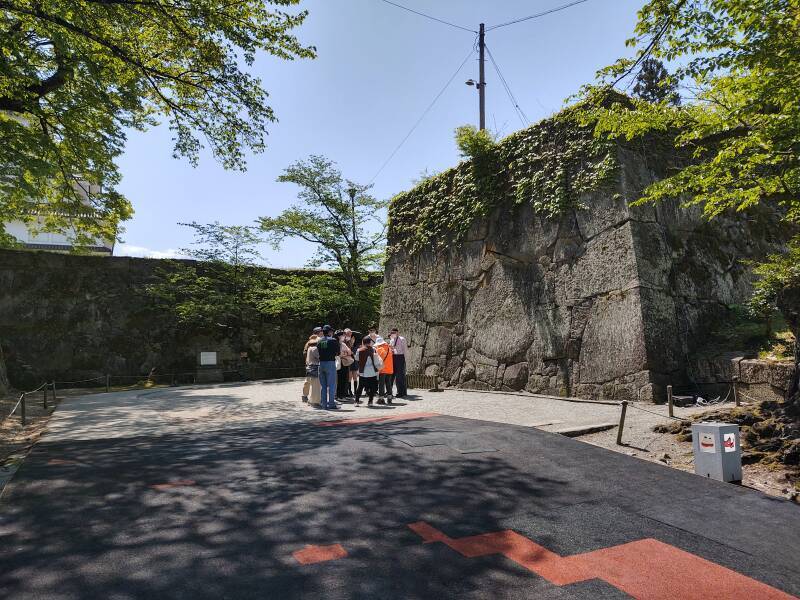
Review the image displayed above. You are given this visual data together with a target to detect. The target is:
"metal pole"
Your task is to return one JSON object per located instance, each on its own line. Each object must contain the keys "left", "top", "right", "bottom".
{"left": 43, "top": 385, "right": 48, "bottom": 410}
{"left": 733, "top": 376, "right": 740, "bottom": 407}
{"left": 478, "top": 23, "right": 486, "bottom": 131}
{"left": 20, "top": 393, "right": 26, "bottom": 426}
{"left": 667, "top": 385, "right": 674, "bottom": 418}
{"left": 616, "top": 400, "right": 628, "bottom": 446}
{"left": 106, "top": 374, "right": 110, "bottom": 393}
{"left": 52, "top": 382, "right": 57, "bottom": 403}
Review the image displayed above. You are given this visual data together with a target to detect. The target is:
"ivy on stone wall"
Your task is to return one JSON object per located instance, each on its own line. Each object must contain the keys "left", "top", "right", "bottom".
{"left": 388, "top": 110, "right": 618, "bottom": 255}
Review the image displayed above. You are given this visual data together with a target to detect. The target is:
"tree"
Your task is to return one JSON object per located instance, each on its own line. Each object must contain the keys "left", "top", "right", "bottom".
{"left": 0, "top": 342, "right": 9, "bottom": 397}
{"left": 147, "top": 222, "right": 265, "bottom": 353}
{"left": 0, "top": 1, "right": 315, "bottom": 247}
{"left": 259, "top": 155, "right": 387, "bottom": 295}
{"left": 578, "top": 0, "right": 800, "bottom": 398}
{"left": 632, "top": 57, "right": 679, "bottom": 105}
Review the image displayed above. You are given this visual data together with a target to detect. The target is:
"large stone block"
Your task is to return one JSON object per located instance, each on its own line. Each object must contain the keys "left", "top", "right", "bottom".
{"left": 578, "top": 289, "right": 647, "bottom": 384}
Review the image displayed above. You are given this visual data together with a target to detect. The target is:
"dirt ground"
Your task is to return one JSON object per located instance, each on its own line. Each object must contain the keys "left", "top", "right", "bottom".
{"left": 578, "top": 402, "right": 799, "bottom": 502}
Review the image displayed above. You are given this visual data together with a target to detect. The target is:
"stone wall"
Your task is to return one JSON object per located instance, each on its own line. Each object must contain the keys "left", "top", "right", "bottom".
{"left": 380, "top": 146, "right": 789, "bottom": 402}
{"left": 0, "top": 249, "right": 335, "bottom": 389}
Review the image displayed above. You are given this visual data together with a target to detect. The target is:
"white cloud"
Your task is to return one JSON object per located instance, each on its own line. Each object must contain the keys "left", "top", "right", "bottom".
{"left": 115, "top": 244, "right": 189, "bottom": 260}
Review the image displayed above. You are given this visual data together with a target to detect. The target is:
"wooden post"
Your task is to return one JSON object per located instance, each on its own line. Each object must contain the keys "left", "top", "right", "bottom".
{"left": 667, "top": 385, "right": 674, "bottom": 418}
{"left": 733, "top": 376, "right": 740, "bottom": 407}
{"left": 20, "top": 393, "right": 26, "bottom": 426}
{"left": 43, "top": 385, "right": 48, "bottom": 410}
{"left": 616, "top": 400, "right": 628, "bottom": 446}
{"left": 106, "top": 374, "right": 110, "bottom": 393}
{"left": 52, "top": 382, "right": 57, "bottom": 403}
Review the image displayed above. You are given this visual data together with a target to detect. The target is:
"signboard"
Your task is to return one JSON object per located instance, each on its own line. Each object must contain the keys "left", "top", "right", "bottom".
{"left": 699, "top": 432, "right": 716, "bottom": 453}
{"left": 199, "top": 351, "right": 218, "bottom": 366}
{"left": 723, "top": 433, "right": 736, "bottom": 453}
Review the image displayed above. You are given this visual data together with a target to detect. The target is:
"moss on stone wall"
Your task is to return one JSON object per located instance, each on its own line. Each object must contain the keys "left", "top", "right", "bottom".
{"left": 388, "top": 110, "right": 619, "bottom": 255}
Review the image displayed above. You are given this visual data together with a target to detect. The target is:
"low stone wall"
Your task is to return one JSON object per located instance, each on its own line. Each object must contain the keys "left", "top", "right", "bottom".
{"left": 0, "top": 249, "right": 341, "bottom": 389}
{"left": 693, "top": 354, "right": 795, "bottom": 403}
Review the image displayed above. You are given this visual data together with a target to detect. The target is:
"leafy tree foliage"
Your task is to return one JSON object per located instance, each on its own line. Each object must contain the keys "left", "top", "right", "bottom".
{"left": 258, "top": 273, "right": 381, "bottom": 327}
{"left": 454, "top": 125, "right": 497, "bottom": 159}
{"left": 578, "top": 0, "right": 800, "bottom": 331}
{"left": 147, "top": 222, "right": 265, "bottom": 351}
{"left": 0, "top": 0, "right": 314, "bottom": 247}
{"left": 147, "top": 222, "right": 381, "bottom": 356}
{"left": 632, "top": 57, "right": 679, "bottom": 105}
{"left": 259, "top": 155, "right": 386, "bottom": 294}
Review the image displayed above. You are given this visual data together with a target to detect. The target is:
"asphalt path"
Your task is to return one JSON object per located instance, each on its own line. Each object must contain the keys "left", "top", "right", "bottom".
{"left": 1, "top": 385, "right": 799, "bottom": 599}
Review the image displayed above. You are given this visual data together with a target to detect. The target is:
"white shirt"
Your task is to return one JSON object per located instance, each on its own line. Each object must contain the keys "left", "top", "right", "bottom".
{"left": 355, "top": 348, "right": 383, "bottom": 377}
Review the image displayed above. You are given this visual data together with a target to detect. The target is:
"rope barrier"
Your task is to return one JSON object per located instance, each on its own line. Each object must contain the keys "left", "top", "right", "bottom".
{"left": 626, "top": 403, "right": 686, "bottom": 422}
{"left": 3, "top": 393, "right": 25, "bottom": 422}
{"left": 53, "top": 375, "right": 106, "bottom": 385}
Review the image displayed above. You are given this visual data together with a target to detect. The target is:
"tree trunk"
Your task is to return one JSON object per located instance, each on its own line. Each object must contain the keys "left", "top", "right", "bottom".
{"left": 0, "top": 342, "right": 9, "bottom": 397}
{"left": 777, "top": 286, "right": 800, "bottom": 405}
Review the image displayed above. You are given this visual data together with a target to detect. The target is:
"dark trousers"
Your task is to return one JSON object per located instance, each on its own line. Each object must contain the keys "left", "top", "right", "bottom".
{"left": 356, "top": 376, "right": 378, "bottom": 404}
{"left": 393, "top": 354, "right": 407, "bottom": 396}
{"left": 378, "top": 373, "right": 394, "bottom": 397}
{"left": 336, "top": 366, "right": 349, "bottom": 398}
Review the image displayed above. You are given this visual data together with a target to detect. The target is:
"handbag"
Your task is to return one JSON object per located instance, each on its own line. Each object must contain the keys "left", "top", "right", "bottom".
{"left": 335, "top": 356, "right": 342, "bottom": 370}
{"left": 341, "top": 354, "right": 355, "bottom": 367}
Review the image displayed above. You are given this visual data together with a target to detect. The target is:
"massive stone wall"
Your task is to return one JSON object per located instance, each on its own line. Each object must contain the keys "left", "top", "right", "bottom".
{"left": 0, "top": 250, "right": 329, "bottom": 389}
{"left": 380, "top": 146, "right": 788, "bottom": 402}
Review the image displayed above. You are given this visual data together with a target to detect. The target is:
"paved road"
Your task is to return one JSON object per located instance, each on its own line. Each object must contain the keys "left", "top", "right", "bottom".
{"left": 1, "top": 381, "right": 798, "bottom": 599}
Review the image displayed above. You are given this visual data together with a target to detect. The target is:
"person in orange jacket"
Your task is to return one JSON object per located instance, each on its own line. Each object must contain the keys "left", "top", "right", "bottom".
{"left": 375, "top": 336, "right": 394, "bottom": 404}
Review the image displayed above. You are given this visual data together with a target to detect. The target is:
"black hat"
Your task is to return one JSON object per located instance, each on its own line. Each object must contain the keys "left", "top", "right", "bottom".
{"left": 322, "top": 324, "right": 333, "bottom": 333}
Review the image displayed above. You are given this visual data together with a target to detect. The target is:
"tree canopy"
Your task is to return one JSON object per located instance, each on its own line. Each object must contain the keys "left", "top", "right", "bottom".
{"left": 578, "top": 0, "right": 799, "bottom": 309}
{"left": 0, "top": 0, "right": 314, "bottom": 247}
{"left": 259, "top": 155, "right": 387, "bottom": 294}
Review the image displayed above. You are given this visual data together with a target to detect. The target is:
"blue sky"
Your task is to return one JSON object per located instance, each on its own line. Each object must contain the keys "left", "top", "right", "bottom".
{"left": 116, "top": 0, "right": 643, "bottom": 266}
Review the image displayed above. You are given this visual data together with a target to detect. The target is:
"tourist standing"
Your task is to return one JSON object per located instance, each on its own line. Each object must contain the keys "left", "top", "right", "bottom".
{"left": 346, "top": 328, "right": 360, "bottom": 398}
{"left": 317, "top": 325, "right": 340, "bottom": 409}
{"left": 390, "top": 328, "right": 408, "bottom": 398}
{"left": 336, "top": 330, "right": 353, "bottom": 400}
{"left": 304, "top": 337, "right": 321, "bottom": 407}
{"left": 375, "top": 336, "right": 394, "bottom": 404}
{"left": 301, "top": 327, "right": 322, "bottom": 401}
{"left": 354, "top": 336, "right": 382, "bottom": 406}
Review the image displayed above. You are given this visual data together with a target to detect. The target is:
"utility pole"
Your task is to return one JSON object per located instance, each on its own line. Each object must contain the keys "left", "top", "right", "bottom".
{"left": 478, "top": 22, "right": 486, "bottom": 131}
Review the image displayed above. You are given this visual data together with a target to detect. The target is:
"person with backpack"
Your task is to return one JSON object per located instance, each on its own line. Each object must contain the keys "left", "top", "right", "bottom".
{"left": 354, "top": 336, "right": 383, "bottom": 406}
{"left": 317, "top": 325, "right": 340, "bottom": 410}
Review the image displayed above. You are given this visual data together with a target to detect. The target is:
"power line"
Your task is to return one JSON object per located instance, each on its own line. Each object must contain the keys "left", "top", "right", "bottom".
{"left": 485, "top": 44, "right": 529, "bottom": 127}
{"left": 370, "top": 42, "right": 478, "bottom": 184}
{"left": 379, "top": 0, "right": 476, "bottom": 33}
{"left": 486, "top": 0, "right": 592, "bottom": 31}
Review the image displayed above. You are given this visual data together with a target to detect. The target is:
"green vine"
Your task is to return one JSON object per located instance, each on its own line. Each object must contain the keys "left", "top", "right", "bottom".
{"left": 388, "top": 110, "right": 619, "bottom": 255}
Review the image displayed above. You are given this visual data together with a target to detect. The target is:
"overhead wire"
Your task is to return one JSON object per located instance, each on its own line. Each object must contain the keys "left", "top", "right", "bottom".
{"left": 485, "top": 44, "right": 529, "bottom": 127}
{"left": 379, "top": 0, "right": 476, "bottom": 33}
{"left": 486, "top": 0, "right": 592, "bottom": 31}
{"left": 369, "top": 40, "right": 478, "bottom": 184}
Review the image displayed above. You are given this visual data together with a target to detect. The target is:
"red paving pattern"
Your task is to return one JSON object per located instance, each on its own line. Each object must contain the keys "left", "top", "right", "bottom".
{"left": 314, "top": 412, "right": 439, "bottom": 427}
{"left": 149, "top": 479, "right": 197, "bottom": 491}
{"left": 293, "top": 544, "right": 348, "bottom": 565}
{"left": 409, "top": 521, "right": 796, "bottom": 600}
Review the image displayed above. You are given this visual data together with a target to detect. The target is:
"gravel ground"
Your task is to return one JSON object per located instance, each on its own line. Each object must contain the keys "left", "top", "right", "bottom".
{"left": 13, "top": 378, "right": 796, "bottom": 502}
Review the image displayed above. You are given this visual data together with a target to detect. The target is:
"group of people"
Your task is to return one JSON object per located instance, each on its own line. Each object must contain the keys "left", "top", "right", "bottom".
{"left": 302, "top": 325, "right": 408, "bottom": 410}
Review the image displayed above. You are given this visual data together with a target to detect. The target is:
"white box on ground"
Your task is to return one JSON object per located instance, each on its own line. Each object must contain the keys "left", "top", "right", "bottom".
{"left": 691, "top": 422, "right": 742, "bottom": 483}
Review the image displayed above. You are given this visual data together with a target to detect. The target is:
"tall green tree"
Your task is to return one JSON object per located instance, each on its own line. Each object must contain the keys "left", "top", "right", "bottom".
{"left": 259, "top": 155, "right": 387, "bottom": 295}
{"left": 147, "top": 222, "right": 265, "bottom": 353}
{"left": 631, "top": 57, "right": 679, "bottom": 105}
{"left": 0, "top": 1, "right": 315, "bottom": 247}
